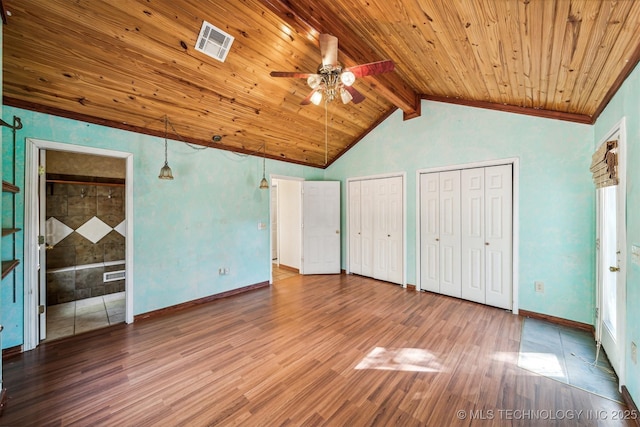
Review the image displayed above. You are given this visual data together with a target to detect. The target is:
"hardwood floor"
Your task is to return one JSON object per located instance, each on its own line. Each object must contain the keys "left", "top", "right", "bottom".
{"left": 2, "top": 273, "right": 634, "bottom": 426}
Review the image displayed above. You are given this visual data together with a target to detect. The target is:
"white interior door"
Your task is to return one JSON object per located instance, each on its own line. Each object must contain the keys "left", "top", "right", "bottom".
{"left": 420, "top": 173, "right": 440, "bottom": 292}
{"left": 271, "top": 183, "right": 278, "bottom": 262}
{"left": 598, "top": 184, "right": 622, "bottom": 375}
{"left": 438, "top": 170, "right": 461, "bottom": 297}
{"left": 38, "top": 149, "right": 47, "bottom": 340}
{"left": 348, "top": 181, "right": 362, "bottom": 275}
{"left": 483, "top": 165, "right": 512, "bottom": 309}
{"left": 301, "top": 181, "right": 340, "bottom": 275}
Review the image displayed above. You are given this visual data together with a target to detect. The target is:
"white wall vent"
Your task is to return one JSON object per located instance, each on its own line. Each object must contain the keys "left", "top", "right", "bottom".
{"left": 104, "top": 270, "right": 126, "bottom": 283}
{"left": 195, "top": 21, "right": 234, "bottom": 62}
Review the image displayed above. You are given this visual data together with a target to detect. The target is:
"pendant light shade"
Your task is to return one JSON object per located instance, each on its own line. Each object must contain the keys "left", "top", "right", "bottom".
{"left": 158, "top": 162, "right": 174, "bottom": 180}
{"left": 259, "top": 144, "right": 269, "bottom": 189}
{"left": 158, "top": 115, "right": 174, "bottom": 180}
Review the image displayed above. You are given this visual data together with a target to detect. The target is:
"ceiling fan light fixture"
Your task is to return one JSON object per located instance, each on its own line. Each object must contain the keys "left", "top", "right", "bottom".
{"left": 340, "top": 87, "right": 353, "bottom": 104}
{"left": 310, "top": 91, "right": 323, "bottom": 105}
{"left": 307, "top": 74, "right": 322, "bottom": 89}
{"left": 340, "top": 70, "right": 355, "bottom": 86}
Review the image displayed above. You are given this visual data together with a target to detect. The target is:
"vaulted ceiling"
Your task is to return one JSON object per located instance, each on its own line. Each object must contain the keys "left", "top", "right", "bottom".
{"left": 3, "top": 0, "right": 640, "bottom": 168}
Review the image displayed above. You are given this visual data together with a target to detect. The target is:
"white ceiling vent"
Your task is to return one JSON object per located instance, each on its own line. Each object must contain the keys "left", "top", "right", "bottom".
{"left": 195, "top": 20, "right": 234, "bottom": 63}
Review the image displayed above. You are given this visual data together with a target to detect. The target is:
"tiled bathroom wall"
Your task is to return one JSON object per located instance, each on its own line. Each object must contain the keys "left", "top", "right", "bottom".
{"left": 46, "top": 182, "right": 125, "bottom": 304}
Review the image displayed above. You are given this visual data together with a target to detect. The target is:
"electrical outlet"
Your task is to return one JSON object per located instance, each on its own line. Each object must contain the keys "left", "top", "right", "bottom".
{"left": 218, "top": 268, "right": 225, "bottom": 275}
{"left": 224, "top": 267, "right": 230, "bottom": 275}
{"left": 534, "top": 281, "right": 544, "bottom": 293}
{"left": 632, "top": 342, "right": 638, "bottom": 365}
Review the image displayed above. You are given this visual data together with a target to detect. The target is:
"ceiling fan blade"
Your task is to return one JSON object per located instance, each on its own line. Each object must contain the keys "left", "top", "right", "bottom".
{"left": 270, "top": 71, "right": 314, "bottom": 79}
{"left": 346, "top": 60, "right": 395, "bottom": 78}
{"left": 319, "top": 34, "right": 338, "bottom": 68}
{"left": 344, "top": 86, "right": 366, "bottom": 104}
{"left": 300, "top": 88, "right": 320, "bottom": 105}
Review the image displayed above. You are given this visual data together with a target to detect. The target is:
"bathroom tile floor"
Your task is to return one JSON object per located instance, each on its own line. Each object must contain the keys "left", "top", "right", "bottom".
{"left": 46, "top": 292, "right": 125, "bottom": 341}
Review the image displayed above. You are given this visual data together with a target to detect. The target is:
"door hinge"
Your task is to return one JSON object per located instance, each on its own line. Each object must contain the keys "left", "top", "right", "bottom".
{"left": 595, "top": 307, "right": 599, "bottom": 319}
{"left": 38, "top": 235, "right": 45, "bottom": 245}
{"left": 38, "top": 305, "right": 45, "bottom": 314}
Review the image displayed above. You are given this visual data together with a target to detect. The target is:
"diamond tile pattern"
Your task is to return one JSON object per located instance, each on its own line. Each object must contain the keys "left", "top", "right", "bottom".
{"left": 46, "top": 217, "right": 73, "bottom": 246}
{"left": 114, "top": 220, "right": 126, "bottom": 237}
{"left": 76, "top": 216, "right": 112, "bottom": 244}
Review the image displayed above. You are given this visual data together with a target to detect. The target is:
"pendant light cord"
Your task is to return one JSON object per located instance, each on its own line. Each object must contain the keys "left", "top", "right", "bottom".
{"left": 164, "top": 115, "right": 169, "bottom": 164}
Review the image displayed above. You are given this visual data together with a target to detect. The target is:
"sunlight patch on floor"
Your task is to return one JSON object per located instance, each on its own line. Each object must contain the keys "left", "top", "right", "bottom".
{"left": 518, "top": 352, "right": 566, "bottom": 380}
{"left": 355, "top": 347, "right": 442, "bottom": 372}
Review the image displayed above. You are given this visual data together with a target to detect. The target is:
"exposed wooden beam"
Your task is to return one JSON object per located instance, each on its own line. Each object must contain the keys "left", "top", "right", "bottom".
{"left": 260, "top": 0, "right": 421, "bottom": 119}
{"left": 0, "top": 0, "right": 7, "bottom": 25}
{"left": 422, "top": 95, "right": 593, "bottom": 125}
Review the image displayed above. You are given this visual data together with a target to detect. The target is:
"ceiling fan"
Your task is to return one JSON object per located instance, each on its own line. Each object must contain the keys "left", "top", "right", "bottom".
{"left": 270, "top": 34, "right": 395, "bottom": 106}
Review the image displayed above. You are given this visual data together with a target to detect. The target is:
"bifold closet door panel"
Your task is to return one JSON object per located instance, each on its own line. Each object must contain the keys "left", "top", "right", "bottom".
{"left": 385, "top": 176, "right": 403, "bottom": 284}
{"left": 461, "top": 168, "right": 486, "bottom": 304}
{"left": 360, "top": 180, "right": 375, "bottom": 278}
{"left": 348, "top": 181, "right": 362, "bottom": 275}
{"left": 372, "top": 176, "right": 403, "bottom": 284}
{"left": 420, "top": 173, "right": 440, "bottom": 292}
{"left": 438, "top": 170, "right": 461, "bottom": 297}
{"left": 484, "top": 165, "right": 513, "bottom": 309}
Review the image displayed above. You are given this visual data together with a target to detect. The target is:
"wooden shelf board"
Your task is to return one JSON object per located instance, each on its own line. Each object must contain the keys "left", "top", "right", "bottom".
{"left": 2, "top": 228, "right": 21, "bottom": 237}
{"left": 1, "top": 259, "right": 20, "bottom": 279}
{"left": 2, "top": 181, "right": 20, "bottom": 193}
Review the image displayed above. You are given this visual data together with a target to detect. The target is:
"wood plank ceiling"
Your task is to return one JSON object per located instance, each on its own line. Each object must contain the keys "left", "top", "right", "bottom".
{"left": 3, "top": 0, "right": 640, "bottom": 168}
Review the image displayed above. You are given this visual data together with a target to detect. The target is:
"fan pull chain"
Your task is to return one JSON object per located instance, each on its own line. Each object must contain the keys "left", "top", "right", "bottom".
{"left": 324, "top": 99, "right": 328, "bottom": 165}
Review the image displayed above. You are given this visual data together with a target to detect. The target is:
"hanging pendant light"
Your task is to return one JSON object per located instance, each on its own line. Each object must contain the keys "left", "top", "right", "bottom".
{"left": 259, "top": 144, "right": 269, "bottom": 189}
{"left": 158, "top": 115, "right": 174, "bottom": 180}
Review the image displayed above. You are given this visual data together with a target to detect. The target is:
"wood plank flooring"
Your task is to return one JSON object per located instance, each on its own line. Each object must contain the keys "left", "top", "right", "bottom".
{"left": 1, "top": 273, "right": 634, "bottom": 426}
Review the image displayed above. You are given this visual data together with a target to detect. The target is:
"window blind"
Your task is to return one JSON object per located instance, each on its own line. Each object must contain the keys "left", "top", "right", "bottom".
{"left": 590, "top": 139, "right": 618, "bottom": 188}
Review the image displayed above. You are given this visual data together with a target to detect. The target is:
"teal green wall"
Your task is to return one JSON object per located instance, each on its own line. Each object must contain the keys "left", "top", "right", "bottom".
{"left": 325, "top": 101, "right": 595, "bottom": 324}
{"left": 0, "top": 107, "right": 322, "bottom": 348}
{"left": 594, "top": 63, "right": 640, "bottom": 408}
{"left": 2, "top": 69, "right": 638, "bottom": 407}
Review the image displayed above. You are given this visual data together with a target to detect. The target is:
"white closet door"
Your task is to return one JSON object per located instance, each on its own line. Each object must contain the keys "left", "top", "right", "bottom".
{"left": 420, "top": 173, "right": 440, "bottom": 292}
{"left": 360, "top": 180, "right": 375, "bottom": 277}
{"left": 461, "top": 168, "right": 486, "bottom": 303}
{"left": 484, "top": 165, "right": 512, "bottom": 309}
{"left": 348, "top": 181, "right": 362, "bottom": 275}
{"left": 373, "top": 178, "right": 390, "bottom": 281}
{"left": 439, "top": 170, "right": 461, "bottom": 297}
{"left": 386, "top": 176, "right": 403, "bottom": 284}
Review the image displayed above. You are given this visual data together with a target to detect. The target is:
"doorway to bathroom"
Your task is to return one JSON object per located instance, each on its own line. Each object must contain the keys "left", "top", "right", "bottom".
{"left": 24, "top": 139, "right": 134, "bottom": 351}
{"left": 43, "top": 150, "right": 127, "bottom": 341}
